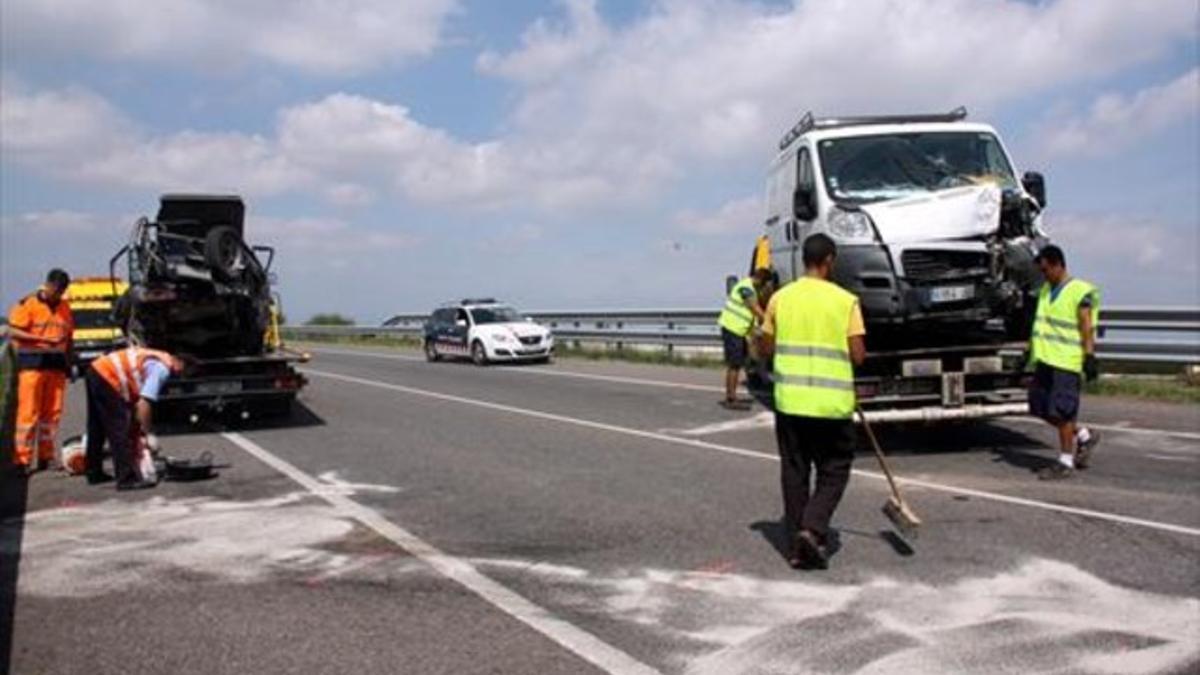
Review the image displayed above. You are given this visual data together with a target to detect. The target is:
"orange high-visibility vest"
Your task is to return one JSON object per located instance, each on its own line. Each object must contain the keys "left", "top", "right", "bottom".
{"left": 92, "top": 347, "right": 172, "bottom": 403}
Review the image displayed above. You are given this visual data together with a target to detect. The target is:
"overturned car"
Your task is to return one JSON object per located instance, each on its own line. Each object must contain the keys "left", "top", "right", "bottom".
{"left": 764, "top": 107, "right": 1048, "bottom": 348}
{"left": 111, "top": 195, "right": 306, "bottom": 421}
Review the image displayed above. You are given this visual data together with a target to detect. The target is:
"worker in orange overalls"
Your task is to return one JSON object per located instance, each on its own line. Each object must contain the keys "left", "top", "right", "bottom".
{"left": 7, "top": 269, "right": 74, "bottom": 475}
{"left": 85, "top": 345, "right": 182, "bottom": 489}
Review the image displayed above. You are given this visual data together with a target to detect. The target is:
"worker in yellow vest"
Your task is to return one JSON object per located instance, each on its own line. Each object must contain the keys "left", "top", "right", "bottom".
{"left": 1028, "top": 245, "right": 1100, "bottom": 480}
{"left": 758, "top": 234, "right": 865, "bottom": 570}
{"left": 717, "top": 267, "right": 774, "bottom": 410}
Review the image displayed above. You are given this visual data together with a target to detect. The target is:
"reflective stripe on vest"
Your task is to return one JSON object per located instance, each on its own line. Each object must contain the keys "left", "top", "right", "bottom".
{"left": 772, "top": 277, "right": 858, "bottom": 419}
{"left": 718, "top": 278, "right": 757, "bottom": 337}
{"left": 1030, "top": 278, "right": 1099, "bottom": 374}
{"left": 94, "top": 347, "right": 152, "bottom": 403}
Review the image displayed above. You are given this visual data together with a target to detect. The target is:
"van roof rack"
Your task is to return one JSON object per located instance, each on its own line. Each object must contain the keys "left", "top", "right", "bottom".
{"left": 778, "top": 106, "right": 968, "bottom": 150}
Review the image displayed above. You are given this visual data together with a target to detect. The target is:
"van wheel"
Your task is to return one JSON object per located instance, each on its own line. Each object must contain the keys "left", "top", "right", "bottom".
{"left": 471, "top": 341, "right": 489, "bottom": 366}
{"left": 424, "top": 340, "right": 441, "bottom": 362}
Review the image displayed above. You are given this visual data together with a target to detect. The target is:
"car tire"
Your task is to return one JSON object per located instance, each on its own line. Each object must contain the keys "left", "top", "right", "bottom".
{"left": 204, "top": 226, "right": 244, "bottom": 282}
{"left": 424, "top": 340, "right": 441, "bottom": 362}
{"left": 471, "top": 341, "right": 489, "bottom": 367}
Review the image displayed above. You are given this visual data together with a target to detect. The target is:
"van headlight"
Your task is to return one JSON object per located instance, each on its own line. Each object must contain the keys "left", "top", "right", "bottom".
{"left": 827, "top": 208, "right": 875, "bottom": 242}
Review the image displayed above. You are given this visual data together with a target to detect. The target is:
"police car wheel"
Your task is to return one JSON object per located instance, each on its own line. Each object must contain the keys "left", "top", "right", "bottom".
{"left": 471, "top": 341, "right": 489, "bottom": 366}
{"left": 424, "top": 340, "right": 441, "bottom": 362}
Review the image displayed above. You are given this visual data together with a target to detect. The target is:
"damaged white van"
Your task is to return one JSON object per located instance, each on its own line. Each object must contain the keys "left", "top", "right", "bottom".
{"left": 763, "top": 108, "right": 1048, "bottom": 347}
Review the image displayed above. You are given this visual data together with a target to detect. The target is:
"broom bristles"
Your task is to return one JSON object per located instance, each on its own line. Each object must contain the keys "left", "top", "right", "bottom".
{"left": 883, "top": 496, "right": 921, "bottom": 537}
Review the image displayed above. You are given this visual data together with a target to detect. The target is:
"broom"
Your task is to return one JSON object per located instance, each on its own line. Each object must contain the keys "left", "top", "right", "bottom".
{"left": 857, "top": 406, "right": 922, "bottom": 538}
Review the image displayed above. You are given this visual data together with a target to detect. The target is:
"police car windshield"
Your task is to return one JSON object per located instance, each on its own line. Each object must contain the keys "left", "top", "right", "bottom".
{"left": 819, "top": 132, "right": 1016, "bottom": 204}
{"left": 470, "top": 306, "right": 523, "bottom": 324}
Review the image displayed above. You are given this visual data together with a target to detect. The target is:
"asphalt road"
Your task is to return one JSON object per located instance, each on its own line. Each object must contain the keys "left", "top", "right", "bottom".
{"left": 3, "top": 345, "right": 1198, "bottom": 674}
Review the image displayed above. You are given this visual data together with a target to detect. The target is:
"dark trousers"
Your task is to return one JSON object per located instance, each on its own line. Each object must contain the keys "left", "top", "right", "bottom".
{"left": 775, "top": 412, "right": 855, "bottom": 540}
{"left": 85, "top": 370, "right": 137, "bottom": 484}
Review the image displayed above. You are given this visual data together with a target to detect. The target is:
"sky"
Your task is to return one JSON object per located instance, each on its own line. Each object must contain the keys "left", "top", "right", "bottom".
{"left": 2, "top": 0, "right": 1197, "bottom": 323}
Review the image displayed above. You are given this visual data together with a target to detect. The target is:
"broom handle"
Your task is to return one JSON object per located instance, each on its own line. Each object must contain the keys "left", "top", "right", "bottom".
{"left": 857, "top": 407, "right": 903, "bottom": 500}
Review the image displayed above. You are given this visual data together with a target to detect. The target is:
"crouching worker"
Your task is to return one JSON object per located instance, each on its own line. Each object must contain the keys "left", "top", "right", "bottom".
{"left": 84, "top": 346, "right": 182, "bottom": 490}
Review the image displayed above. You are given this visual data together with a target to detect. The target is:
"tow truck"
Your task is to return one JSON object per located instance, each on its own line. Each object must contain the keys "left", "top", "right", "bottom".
{"left": 111, "top": 194, "right": 308, "bottom": 423}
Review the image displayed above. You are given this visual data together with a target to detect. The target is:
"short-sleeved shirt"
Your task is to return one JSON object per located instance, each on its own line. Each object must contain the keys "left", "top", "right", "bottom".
{"left": 761, "top": 282, "right": 865, "bottom": 338}
{"left": 1049, "top": 278, "right": 1094, "bottom": 307}
{"left": 139, "top": 359, "right": 171, "bottom": 401}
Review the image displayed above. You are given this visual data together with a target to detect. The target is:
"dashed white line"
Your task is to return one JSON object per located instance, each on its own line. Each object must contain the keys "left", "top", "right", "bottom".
{"left": 221, "top": 431, "right": 662, "bottom": 675}
{"left": 304, "top": 367, "right": 1200, "bottom": 539}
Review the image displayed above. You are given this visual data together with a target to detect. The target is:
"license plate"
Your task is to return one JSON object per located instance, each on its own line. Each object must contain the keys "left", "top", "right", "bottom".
{"left": 930, "top": 285, "right": 975, "bottom": 303}
{"left": 196, "top": 381, "right": 242, "bottom": 395}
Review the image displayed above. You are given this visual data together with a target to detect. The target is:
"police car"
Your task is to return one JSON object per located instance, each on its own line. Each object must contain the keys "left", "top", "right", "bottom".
{"left": 422, "top": 299, "right": 554, "bottom": 365}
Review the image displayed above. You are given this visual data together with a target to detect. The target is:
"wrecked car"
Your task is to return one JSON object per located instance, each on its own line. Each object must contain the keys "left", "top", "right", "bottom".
{"left": 763, "top": 107, "right": 1048, "bottom": 347}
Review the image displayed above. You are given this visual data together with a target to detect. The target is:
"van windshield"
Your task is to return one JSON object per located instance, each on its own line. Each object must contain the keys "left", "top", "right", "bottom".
{"left": 470, "top": 306, "right": 523, "bottom": 324}
{"left": 818, "top": 132, "right": 1016, "bottom": 204}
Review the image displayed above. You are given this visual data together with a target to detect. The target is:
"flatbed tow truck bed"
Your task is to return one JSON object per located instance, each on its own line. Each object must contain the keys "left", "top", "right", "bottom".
{"left": 158, "top": 348, "right": 309, "bottom": 423}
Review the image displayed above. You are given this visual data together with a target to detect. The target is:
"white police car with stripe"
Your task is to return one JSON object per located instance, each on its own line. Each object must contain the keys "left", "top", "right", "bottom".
{"left": 423, "top": 299, "right": 554, "bottom": 366}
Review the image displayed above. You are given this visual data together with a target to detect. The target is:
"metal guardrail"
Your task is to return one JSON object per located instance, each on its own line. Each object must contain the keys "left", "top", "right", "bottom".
{"left": 286, "top": 306, "right": 1200, "bottom": 366}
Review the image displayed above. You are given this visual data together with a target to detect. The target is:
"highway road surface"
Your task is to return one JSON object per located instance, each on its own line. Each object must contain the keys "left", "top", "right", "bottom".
{"left": 4, "top": 344, "right": 1199, "bottom": 674}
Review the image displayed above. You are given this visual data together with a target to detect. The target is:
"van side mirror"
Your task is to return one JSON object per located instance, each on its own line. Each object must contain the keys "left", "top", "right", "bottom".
{"left": 793, "top": 185, "right": 817, "bottom": 221}
{"left": 1022, "top": 171, "right": 1046, "bottom": 208}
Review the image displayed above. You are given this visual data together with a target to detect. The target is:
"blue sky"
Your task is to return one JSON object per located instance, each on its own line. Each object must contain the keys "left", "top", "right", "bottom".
{"left": 2, "top": 0, "right": 1197, "bottom": 322}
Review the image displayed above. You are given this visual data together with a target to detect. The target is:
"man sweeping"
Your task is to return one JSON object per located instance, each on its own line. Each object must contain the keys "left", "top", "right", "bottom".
{"left": 758, "top": 234, "right": 866, "bottom": 569}
{"left": 84, "top": 345, "right": 183, "bottom": 490}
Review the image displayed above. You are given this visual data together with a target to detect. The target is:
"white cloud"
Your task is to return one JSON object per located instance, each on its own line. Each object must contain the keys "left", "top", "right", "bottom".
{"left": 1046, "top": 212, "right": 1177, "bottom": 269}
{"left": 1, "top": 0, "right": 458, "bottom": 75}
{"left": 674, "top": 195, "right": 762, "bottom": 236}
{"left": 3, "top": 1, "right": 1197, "bottom": 215}
{"left": 0, "top": 210, "right": 104, "bottom": 234}
{"left": 477, "top": 0, "right": 610, "bottom": 84}
{"left": 1038, "top": 68, "right": 1200, "bottom": 159}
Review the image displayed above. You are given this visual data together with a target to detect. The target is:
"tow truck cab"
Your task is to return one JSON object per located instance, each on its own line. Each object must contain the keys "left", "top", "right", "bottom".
{"left": 64, "top": 276, "right": 129, "bottom": 366}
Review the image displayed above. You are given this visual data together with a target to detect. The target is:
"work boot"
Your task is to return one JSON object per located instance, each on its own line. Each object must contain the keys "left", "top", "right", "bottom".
{"left": 116, "top": 479, "right": 157, "bottom": 491}
{"left": 718, "top": 399, "right": 752, "bottom": 411}
{"left": 1037, "top": 463, "right": 1074, "bottom": 481}
{"left": 1075, "top": 429, "right": 1100, "bottom": 470}
{"left": 788, "top": 530, "right": 829, "bottom": 570}
{"left": 87, "top": 472, "right": 115, "bottom": 485}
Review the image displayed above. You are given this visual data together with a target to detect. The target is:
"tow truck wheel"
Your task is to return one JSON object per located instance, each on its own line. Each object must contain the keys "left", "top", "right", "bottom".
{"left": 424, "top": 340, "right": 441, "bottom": 362}
{"left": 471, "top": 341, "right": 489, "bottom": 367}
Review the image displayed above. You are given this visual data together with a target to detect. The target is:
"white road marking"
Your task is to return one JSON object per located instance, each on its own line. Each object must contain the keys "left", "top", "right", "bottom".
{"left": 221, "top": 431, "right": 661, "bottom": 675}
{"left": 309, "top": 345, "right": 724, "bottom": 393}
{"left": 304, "top": 368, "right": 1200, "bottom": 539}
{"left": 1148, "top": 454, "right": 1196, "bottom": 463}
{"left": 1004, "top": 416, "right": 1200, "bottom": 442}
{"left": 662, "top": 412, "right": 775, "bottom": 436}
{"left": 310, "top": 346, "right": 1200, "bottom": 441}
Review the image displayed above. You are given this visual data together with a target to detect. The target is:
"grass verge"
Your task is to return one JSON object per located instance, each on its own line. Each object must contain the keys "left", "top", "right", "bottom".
{"left": 286, "top": 334, "right": 1198, "bottom": 404}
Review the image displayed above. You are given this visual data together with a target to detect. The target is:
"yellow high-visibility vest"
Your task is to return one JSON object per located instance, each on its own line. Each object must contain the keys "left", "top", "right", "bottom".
{"left": 772, "top": 277, "right": 857, "bottom": 419}
{"left": 718, "top": 277, "right": 757, "bottom": 337}
{"left": 1030, "top": 278, "right": 1099, "bottom": 374}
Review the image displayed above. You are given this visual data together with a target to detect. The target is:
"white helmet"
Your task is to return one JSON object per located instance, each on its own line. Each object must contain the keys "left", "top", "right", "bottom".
{"left": 59, "top": 435, "right": 87, "bottom": 475}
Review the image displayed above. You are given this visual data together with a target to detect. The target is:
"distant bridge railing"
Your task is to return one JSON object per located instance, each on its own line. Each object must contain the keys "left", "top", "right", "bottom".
{"left": 283, "top": 306, "right": 1200, "bottom": 366}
